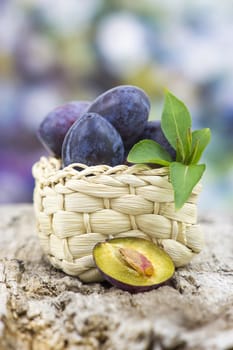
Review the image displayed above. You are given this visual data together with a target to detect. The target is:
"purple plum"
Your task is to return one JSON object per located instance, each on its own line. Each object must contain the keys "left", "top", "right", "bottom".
{"left": 86, "top": 85, "right": 150, "bottom": 150}
{"left": 38, "top": 101, "right": 90, "bottom": 157}
{"left": 62, "top": 112, "right": 125, "bottom": 168}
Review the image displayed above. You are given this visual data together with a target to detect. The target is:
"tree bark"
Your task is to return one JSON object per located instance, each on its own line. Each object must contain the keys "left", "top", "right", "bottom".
{"left": 0, "top": 204, "right": 232, "bottom": 350}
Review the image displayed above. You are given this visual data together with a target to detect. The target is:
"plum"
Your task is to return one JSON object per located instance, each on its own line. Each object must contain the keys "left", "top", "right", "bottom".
{"left": 86, "top": 85, "right": 150, "bottom": 150}
{"left": 62, "top": 112, "right": 125, "bottom": 168}
{"left": 38, "top": 101, "right": 90, "bottom": 157}
{"left": 135, "top": 120, "right": 176, "bottom": 160}
{"left": 93, "top": 237, "right": 174, "bottom": 293}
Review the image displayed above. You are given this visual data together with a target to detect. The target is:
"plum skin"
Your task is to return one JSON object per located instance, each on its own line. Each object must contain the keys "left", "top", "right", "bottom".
{"left": 96, "top": 268, "right": 174, "bottom": 293}
{"left": 38, "top": 101, "right": 90, "bottom": 157}
{"left": 126, "top": 120, "right": 176, "bottom": 160}
{"left": 62, "top": 112, "right": 125, "bottom": 168}
{"left": 86, "top": 85, "right": 150, "bottom": 150}
{"left": 142, "top": 120, "right": 176, "bottom": 159}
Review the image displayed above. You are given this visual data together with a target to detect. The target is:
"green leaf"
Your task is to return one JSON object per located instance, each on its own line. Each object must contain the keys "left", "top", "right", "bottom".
{"left": 189, "top": 128, "right": 211, "bottom": 164}
{"left": 127, "top": 139, "right": 172, "bottom": 166}
{"left": 170, "top": 162, "right": 206, "bottom": 210}
{"left": 161, "top": 90, "right": 192, "bottom": 162}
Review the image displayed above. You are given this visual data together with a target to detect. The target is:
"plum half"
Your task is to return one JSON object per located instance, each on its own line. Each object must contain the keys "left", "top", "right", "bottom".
{"left": 93, "top": 237, "right": 174, "bottom": 293}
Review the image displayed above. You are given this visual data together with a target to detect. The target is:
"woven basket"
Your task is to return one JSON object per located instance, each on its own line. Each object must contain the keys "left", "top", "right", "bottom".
{"left": 32, "top": 156, "right": 204, "bottom": 283}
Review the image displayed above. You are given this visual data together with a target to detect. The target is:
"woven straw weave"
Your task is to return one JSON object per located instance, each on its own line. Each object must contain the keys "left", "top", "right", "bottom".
{"left": 32, "top": 156, "right": 204, "bottom": 282}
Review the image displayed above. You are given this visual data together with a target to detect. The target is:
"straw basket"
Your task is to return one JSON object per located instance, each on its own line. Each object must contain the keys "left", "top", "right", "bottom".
{"left": 32, "top": 156, "right": 204, "bottom": 283}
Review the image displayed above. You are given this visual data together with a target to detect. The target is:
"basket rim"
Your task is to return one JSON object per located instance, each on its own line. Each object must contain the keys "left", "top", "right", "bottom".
{"left": 32, "top": 156, "right": 202, "bottom": 196}
{"left": 32, "top": 156, "right": 170, "bottom": 181}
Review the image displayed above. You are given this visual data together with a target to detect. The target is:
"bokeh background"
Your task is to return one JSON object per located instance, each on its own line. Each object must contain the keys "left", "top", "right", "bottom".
{"left": 0, "top": 0, "right": 233, "bottom": 211}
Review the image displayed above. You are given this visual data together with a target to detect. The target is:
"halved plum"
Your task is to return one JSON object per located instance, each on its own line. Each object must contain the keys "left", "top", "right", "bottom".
{"left": 93, "top": 237, "right": 174, "bottom": 293}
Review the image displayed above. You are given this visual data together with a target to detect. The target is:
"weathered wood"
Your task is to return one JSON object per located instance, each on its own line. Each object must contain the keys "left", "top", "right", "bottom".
{"left": 0, "top": 204, "right": 232, "bottom": 350}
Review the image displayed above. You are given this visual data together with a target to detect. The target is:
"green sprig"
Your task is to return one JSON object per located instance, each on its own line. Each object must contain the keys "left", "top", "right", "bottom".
{"left": 127, "top": 90, "right": 211, "bottom": 210}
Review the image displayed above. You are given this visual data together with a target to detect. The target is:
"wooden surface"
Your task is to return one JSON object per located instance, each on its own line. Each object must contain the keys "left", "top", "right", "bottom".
{"left": 0, "top": 204, "right": 232, "bottom": 350}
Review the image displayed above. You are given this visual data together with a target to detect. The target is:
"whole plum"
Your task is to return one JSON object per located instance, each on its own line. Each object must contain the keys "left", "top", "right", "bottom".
{"left": 86, "top": 85, "right": 150, "bottom": 150}
{"left": 137, "top": 120, "right": 176, "bottom": 160}
{"left": 62, "top": 112, "right": 125, "bottom": 168}
{"left": 38, "top": 101, "right": 90, "bottom": 157}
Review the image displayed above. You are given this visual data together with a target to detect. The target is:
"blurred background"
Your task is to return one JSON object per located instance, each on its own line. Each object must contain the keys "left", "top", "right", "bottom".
{"left": 0, "top": 0, "right": 233, "bottom": 211}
